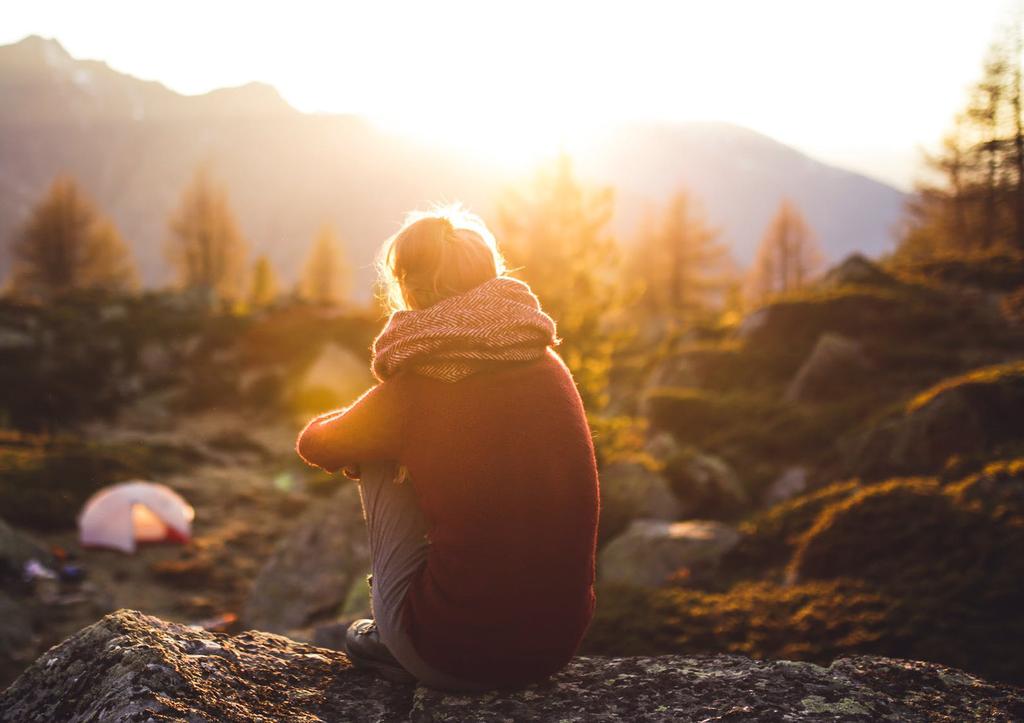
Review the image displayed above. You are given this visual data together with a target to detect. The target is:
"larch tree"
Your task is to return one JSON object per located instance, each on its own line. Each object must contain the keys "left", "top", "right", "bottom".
{"left": 301, "top": 224, "right": 351, "bottom": 305}
{"left": 748, "top": 199, "right": 824, "bottom": 302}
{"left": 898, "top": 17, "right": 1024, "bottom": 257}
{"left": 165, "top": 166, "right": 248, "bottom": 303}
{"left": 248, "top": 254, "right": 280, "bottom": 308}
{"left": 632, "top": 189, "right": 731, "bottom": 326}
{"left": 9, "top": 175, "right": 137, "bottom": 301}
{"left": 497, "top": 153, "right": 624, "bottom": 411}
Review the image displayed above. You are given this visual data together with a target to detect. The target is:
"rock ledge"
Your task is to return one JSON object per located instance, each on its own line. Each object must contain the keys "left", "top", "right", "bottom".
{"left": 2, "top": 609, "right": 1022, "bottom": 722}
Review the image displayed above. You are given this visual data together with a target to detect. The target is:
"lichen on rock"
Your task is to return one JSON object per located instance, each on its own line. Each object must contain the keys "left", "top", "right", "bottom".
{"left": 2, "top": 609, "right": 1022, "bottom": 722}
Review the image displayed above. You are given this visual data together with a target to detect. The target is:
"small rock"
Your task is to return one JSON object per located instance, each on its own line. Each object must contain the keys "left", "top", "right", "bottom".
{"left": 784, "top": 333, "right": 872, "bottom": 404}
{"left": 598, "top": 458, "right": 679, "bottom": 532}
{"left": 296, "top": 343, "right": 373, "bottom": 409}
{"left": 0, "top": 328, "right": 33, "bottom": 351}
{"left": 243, "top": 484, "right": 369, "bottom": 633}
{"left": 821, "top": 254, "right": 899, "bottom": 289}
{"left": 763, "top": 466, "right": 809, "bottom": 506}
{"left": 646, "top": 434, "right": 748, "bottom": 518}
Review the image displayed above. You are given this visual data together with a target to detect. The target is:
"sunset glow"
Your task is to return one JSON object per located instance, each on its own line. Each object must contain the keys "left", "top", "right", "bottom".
{"left": 0, "top": 0, "right": 1013, "bottom": 187}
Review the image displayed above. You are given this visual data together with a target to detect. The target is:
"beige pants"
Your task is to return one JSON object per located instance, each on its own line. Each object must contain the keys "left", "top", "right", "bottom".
{"left": 356, "top": 461, "right": 492, "bottom": 692}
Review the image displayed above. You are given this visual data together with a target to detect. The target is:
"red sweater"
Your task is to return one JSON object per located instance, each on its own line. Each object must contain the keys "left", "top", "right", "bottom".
{"left": 295, "top": 348, "right": 599, "bottom": 688}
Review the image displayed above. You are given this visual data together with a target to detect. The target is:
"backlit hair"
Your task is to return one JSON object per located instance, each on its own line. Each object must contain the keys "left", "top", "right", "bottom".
{"left": 376, "top": 202, "right": 506, "bottom": 313}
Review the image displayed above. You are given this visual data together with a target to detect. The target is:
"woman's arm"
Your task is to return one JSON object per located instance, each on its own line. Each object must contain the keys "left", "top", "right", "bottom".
{"left": 295, "top": 378, "right": 407, "bottom": 474}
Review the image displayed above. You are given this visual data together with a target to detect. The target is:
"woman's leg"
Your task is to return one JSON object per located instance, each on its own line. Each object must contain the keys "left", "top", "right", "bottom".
{"left": 356, "top": 460, "right": 491, "bottom": 692}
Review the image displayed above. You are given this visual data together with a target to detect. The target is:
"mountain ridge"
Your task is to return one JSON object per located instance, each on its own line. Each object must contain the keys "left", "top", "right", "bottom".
{"left": 0, "top": 35, "right": 907, "bottom": 296}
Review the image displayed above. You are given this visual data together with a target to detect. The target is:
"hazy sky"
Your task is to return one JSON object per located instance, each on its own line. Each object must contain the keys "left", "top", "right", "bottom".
{"left": 0, "top": 0, "right": 1015, "bottom": 189}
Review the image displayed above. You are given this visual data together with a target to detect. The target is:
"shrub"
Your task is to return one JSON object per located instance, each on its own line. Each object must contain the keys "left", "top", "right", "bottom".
{"left": 583, "top": 573, "right": 1024, "bottom": 685}
{"left": 785, "top": 476, "right": 1024, "bottom": 682}
{"left": 726, "top": 480, "right": 862, "bottom": 574}
{"left": 581, "top": 579, "right": 902, "bottom": 664}
{"left": 0, "top": 431, "right": 204, "bottom": 529}
{"left": 788, "top": 478, "right": 971, "bottom": 586}
{"left": 946, "top": 458, "right": 1024, "bottom": 520}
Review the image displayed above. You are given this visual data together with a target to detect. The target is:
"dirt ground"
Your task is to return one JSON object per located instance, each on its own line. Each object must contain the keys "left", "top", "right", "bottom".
{"left": 8, "top": 410, "right": 333, "bottom": 685}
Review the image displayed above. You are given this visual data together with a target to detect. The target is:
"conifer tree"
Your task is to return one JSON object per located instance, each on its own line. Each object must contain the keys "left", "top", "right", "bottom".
{"left": 497, "top": 154, "right": 623, "bottom": 410}
{"left": 249, "top": 254, "right": 279, "bottom": 308}
{"left": 749, "top": 199, "right": 823, "bottom": 302}
{"left": 165, "top": 166, "right": 248, "bottom": 302}
{"left": 899, "top": 18, "right": 1024, "bottom": 256}
{"left": 301, "top": 224, "right": 350, "bottom": 305}
{"left": 632, "top": 189, "right": 731, "bottom": 325}
{"left": 9, "top": 175, "right": 136, "bottom": 301}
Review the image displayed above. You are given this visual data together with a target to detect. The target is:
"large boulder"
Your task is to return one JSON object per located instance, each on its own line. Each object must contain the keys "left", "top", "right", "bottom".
{"left": 295, "top": 342, "right": 374, "bottom": 412}
{"left": 646, "top": 433, "right": 748, "bottom": 518}
{"left": 2, "top": 609, "right": 1022, "bottom": 722}
{"left": 597, "top": 461, "right": 680, "bottom": 544}
{"left": 0, "top": 592, "right": 36, "bottom": 691}
{"left": 821, "top": 254, "right": 900, "bottom": 289}
{"left": 842, "top": 360, "right": 1024, "bottom": 480}
{"left": 789, "top": 477, "right": 1024, "bottom": 595}
{"left": 762, "top": 465, "right": 809, "bottom": 506}
{"left": 243, "top": 484, "right": 370, "bottom": 633}
{"left": 598, "top": 519, "right": 741, "bottom": 588}
{"left": 783, "top": 333, "right": 872, "bottom": 404}
{"left": 0, "top": 517, "right": 53, "bottom": 578}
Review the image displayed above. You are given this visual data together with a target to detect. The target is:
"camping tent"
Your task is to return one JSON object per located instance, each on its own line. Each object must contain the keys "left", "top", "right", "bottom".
{"left": 78, "top": 481, "right": 194, "bottom": 553}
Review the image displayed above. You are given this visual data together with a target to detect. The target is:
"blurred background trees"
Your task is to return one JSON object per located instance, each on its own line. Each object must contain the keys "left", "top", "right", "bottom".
{"left": 8, "top": 176, "right": 136, "bottom": 301}
{"left": 747, "top": 199, "right": 823, "bottom": 302}
{"left": 300, "top": 224, "right": 351, "bottom": 306}
{"left": 899, "top": 18, "right": 1024, "bottom": 260}
{"left": 497, "top": 154, "right": 625, "bottom": 411}
{"left": 248, "top": 255, "right": 280, "bottom": 309}
{"left": 165, "top": 166, "right": 248, "bottom": 304}
{"left": 630, "top": 189, "right": 732, "bottom": 329}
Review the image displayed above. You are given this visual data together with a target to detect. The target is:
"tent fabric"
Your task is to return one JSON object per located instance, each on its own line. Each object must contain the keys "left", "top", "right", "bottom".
{"left": 78, "top": 481, "right": 194, "bottom": 553}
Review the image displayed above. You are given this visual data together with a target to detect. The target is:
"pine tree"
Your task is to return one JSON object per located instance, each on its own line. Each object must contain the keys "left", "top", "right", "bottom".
{"left": 497, "top": 153, "right": 624, "bottom": 411}
{"left": 899, "top": 18, "right": 1024, "bottom": 256}
{"left": 249, "top": 254, "right": 280, "bottom": 308}
{"left": 632, "top": 189, "right": 731, "bottom": 326}
{"left": 301, "top": 224, "right": 351, "bottom": 305}
{"left": 165, "top": 166, "right": 248, "bottom": 302}
{"left": 9, "top": 175, "right": 136, "bottom": 301}
{"left": 749, "top": 199, "right": 823, "bottom": 302}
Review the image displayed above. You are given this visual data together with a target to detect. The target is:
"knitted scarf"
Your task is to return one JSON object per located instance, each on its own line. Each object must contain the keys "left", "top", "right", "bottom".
{"left": 371, "top": 276, "right": 559, "bottom": 382}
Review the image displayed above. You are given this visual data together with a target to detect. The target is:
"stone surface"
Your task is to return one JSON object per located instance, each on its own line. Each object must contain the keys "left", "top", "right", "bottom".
{"left": 598, "top": 519, "right": 741, "bottom": 588}
{"left": 299, "top": 342, "right": 375, "bottom": 405}
{"left": 599, "top": 461, "right": 681, "bottom": 522}
{"left": 243, "top": 483, "right": 370, "bottom": 633}
{"left": 0, "top": 519, "right": 54, "bottom": 685}
{"left": 784, "top": 333, "right": 872, "bottom": 404}
{"left": 0, "top": 609, "right": 411, "bottom": 723}
{"left": 647, "top": 433, "right": 748, "bottom": 518}
{"left": 3, "top": 609, "right": 1023, "bottom": 722}
{"left": 821, "top": 253, "right": 900, "bottom": 289}
{"left": 843, "top": 361, "right": 1024, "bottom": 480}
{"left": 0, "top": 517, "right": 53, "bottom": 576}
{"left": 763, "top": 465, "right": 810, "bottom": 506}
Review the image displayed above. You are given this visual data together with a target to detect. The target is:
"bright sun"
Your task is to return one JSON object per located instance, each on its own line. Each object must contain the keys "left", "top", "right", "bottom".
{"left": 367, "top": 108, "right": 607, "bottom": 170}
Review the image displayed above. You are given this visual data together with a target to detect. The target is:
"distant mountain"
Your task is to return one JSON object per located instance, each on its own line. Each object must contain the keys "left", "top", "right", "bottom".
{"left": 0, "top": 35, "right": 907, "bottom": 297}
{"left": 575, "top": 122, "right": 906, "bottom": 263}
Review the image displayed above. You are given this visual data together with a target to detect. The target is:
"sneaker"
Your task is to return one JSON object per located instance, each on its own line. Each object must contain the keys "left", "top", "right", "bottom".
{"left": 344, "top": 618, "right": 416, "bottom": 685}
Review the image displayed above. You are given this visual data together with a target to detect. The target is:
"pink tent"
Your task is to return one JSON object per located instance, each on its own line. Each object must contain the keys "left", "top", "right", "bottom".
{"left": 78, "top": 481, "right": 194, "bottom": 553}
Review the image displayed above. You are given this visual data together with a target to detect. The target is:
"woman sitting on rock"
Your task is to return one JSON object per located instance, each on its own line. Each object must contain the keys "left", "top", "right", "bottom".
{"left": 295, "top": 204, "right": 600, "bottom": 692}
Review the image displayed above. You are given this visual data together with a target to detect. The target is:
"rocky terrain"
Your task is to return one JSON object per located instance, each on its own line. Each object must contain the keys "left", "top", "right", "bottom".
{"left": 2, "top": 609, "right": 1021, "bottom": 722}
{"left": 3, "top": 252, "right": 1024, "bottom": 707}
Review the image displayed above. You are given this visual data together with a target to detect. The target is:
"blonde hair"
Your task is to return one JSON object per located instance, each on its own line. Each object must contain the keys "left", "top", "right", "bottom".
{"left": 376, "top": 202, "right": 506, "bottom": 313}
